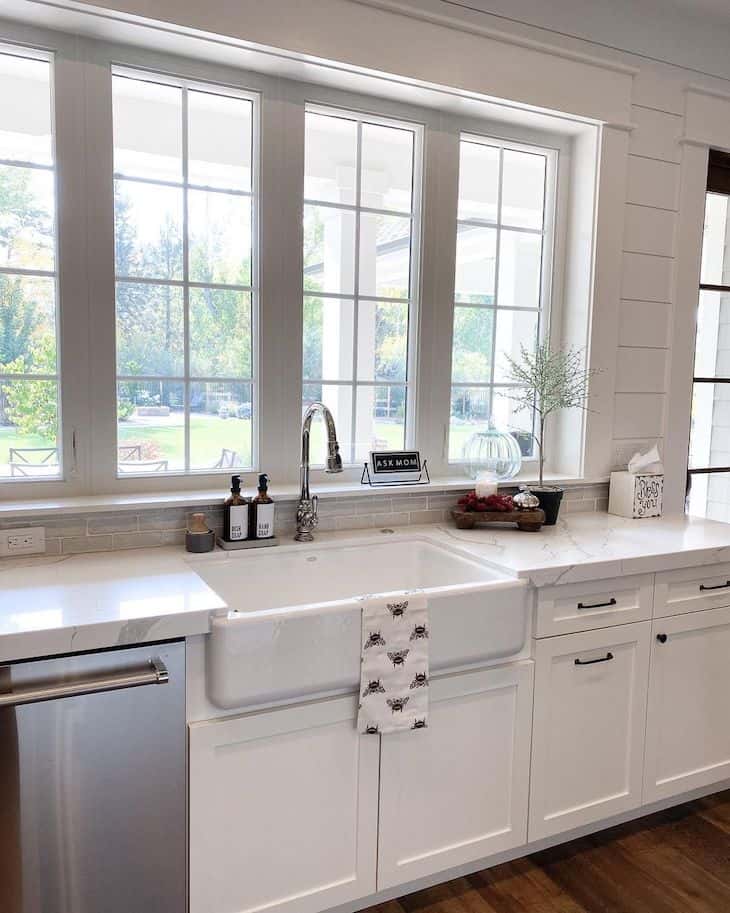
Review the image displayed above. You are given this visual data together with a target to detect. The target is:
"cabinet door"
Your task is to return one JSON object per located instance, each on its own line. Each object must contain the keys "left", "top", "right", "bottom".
{"left": 529, "top": 622, "right": 650, "bottom": 842}
{"left": 189, "top": 695, "right": 378, "bottom": 913}
{"left": 377, "top": 662, "right": 533, "bottom": 890}
{"left": 645, "top": 606, "right": 730, "bottom": 803}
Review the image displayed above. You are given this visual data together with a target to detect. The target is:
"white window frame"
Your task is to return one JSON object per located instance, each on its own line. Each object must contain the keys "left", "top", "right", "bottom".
{"left": 447, "top": 132, "right": 559, "bottom": 469}
{"left": 301, "top": 101, "right": 423, "bottom": 470}
{"left": 110, "top": 65, "right": 260, "bottom": 479}
{"left": 0, "top": 19, "right": 574, "bottom": 499}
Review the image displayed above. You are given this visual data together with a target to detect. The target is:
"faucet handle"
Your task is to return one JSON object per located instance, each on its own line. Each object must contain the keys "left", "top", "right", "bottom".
{"left": 311, "top": 495, "right": 319, "bottom": 526}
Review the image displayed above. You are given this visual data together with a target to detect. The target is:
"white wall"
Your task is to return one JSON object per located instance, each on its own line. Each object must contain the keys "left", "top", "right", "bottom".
{"left": 6, "top": 0, "right": 730, "bottom": 507}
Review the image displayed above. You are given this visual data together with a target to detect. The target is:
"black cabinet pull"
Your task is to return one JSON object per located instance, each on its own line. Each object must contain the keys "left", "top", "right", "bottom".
{"left": 577, "top": 597, "right": 617, "bottom": 610}
{"left": 575, "top": 652, "right": 614, "bottom": 666}
{"left": 699, "top": 580, "right": 730, "bottom": 591}
{"left": 657, "top": 633, "right": 668, "bottom": 644}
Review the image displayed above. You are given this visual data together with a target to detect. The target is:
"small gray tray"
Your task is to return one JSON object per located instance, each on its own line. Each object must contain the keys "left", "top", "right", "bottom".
{"left": 216, "top": 536, "right": 280, "bottom": 550}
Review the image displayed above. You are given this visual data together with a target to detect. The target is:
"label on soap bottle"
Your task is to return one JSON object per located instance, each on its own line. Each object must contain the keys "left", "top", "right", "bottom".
{"left": 256, "top": 503, "right": 275, "bottom": 539}
{"left": 228, "top": 504, "right": 248, "bottom": 541}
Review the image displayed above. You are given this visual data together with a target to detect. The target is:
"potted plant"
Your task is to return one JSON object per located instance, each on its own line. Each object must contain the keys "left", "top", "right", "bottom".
{"left": 500, "top": 343, "right": 598, "bottom": 525}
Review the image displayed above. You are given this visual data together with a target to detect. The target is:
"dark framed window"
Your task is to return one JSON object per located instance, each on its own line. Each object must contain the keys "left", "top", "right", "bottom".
{"left": 687, "top": 151, "right": 730, "bottom": 520}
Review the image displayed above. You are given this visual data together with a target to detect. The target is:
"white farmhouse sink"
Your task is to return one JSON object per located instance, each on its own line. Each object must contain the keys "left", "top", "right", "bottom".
{"left": 192, "top": 535, "right": 529, "bottom": 709}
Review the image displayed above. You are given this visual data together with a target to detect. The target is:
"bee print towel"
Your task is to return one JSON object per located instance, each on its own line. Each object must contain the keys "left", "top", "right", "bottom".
{"left": 358, "top": 592, "right": 429, "bottom": 734}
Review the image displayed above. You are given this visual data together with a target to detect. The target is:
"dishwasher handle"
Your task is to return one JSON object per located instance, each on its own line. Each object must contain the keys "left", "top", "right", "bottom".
{"left": 0, "top": 657, "right": 168, "bottom": 708}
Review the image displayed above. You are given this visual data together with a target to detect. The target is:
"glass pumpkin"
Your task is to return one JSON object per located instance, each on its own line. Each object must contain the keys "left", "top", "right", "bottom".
{"left": 462, "top": 422, "right": 522, "bottom": 481}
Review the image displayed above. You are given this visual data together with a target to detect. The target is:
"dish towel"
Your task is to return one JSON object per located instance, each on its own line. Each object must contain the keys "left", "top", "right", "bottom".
{"left": 357, "top": 592, "right": 429, "bottom": 734}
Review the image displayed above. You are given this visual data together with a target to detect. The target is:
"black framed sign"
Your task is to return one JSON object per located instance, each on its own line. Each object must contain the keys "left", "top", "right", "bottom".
{"left": 362, "top": 450, "right": 428, "bottom": 486}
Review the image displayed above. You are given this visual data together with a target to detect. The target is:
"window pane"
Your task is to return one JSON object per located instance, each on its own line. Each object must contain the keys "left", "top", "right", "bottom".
{"left": 0, "top": 275, "right": 56, "bottom": 373}
{"left": 304, "top": 112, "right": 357, "bottom": 205}
{"left": 451, "top": 306, "right": 493, "bottom": 384}
{"left": 689, "top": 382, "right": 730, "bottom": 470}
{"left": 501, "top": 149, "right": 546, "bottom": 230}
{"left": 497, "top": 230, "right": 542, "bottom": 309}
{"left": 358, "top": 212, "right": 410, "bottom": 299}
{"left": 458, "top": 142, "right": 499, "bottom": 222}
{"left": 190, "top": 289, "right": 251, "bottom": 378}
{"left": 694, "top": 289, "right": 730, "bottom": 378}
{"left": 354, "top": 384, "right": 406, "bottom": 461}
{"left": 112, "top": 76, "right": 182, "bottom": 182}
{"left": 188, "top": 190, "right": 251, "bottom": 287}
{"left": 449, "top": 386, "right": 491, "bottom": 461}
{"left": 361, "top": 122, "right": 413, "bottom": 213}
{"left": 303, "top": 205, "right": 355, "bottom": 296}
{"left": 493, "top": 308, "right": 539, "bottom": 382}
{"left": 117, "top": 380, "right": 184, "bottom": 473}
{"left": 114, "top": 180, "right": 183, "bottom": 280}
{"left": 0, "top": 165, "right": 55, "bottom": 271}
{"left": 688, "top": 471, "right": 730, "bottom": 522}
{"left": 0, "top": 379, "right": 59, "bottom": 479}
{"left": 492, "top": 387, "right": 536, "bottom": 448}
{"left": 190, "top": 381, "right": 252, "bottom": 470}
{"left": 188, "top": 91, "right": 252, "bottom": 191}
{"left": 303, "top": 295, "right": 354, "bottom": 382}
{"left": 116, "top": 282, "right": 184, "bottom": 376}
{"left": 303, "top": 382, "right": 353, "bottom": 465}
{"left": 0, "top": 54, "right": 52, "bottom": 165}
{"left": 357, "top": 300, "right": 408, "bottom": 382}
{"left": 701, "top": 193, "right": 730, "bottom": 287}
{"left": 455, "top": 224, "right": 496, "bottom": 304}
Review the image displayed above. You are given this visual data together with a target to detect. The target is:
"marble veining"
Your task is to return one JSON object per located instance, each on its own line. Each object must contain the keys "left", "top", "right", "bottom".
{"left": 4, "top": 512, "right": 730, "bottom": 662}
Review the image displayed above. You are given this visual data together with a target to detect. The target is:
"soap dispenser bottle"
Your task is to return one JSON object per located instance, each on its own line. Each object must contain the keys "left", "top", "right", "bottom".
{"left": 250, "top": 473, "right": 275, "bottom": 539}
{"left": 223, "top": 475, "right": 249, "bottom": 542}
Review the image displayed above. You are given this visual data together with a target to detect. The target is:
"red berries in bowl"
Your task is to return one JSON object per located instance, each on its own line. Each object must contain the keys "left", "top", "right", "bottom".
{"left": 457, "top": 491, "right": 514, "bottom": 513}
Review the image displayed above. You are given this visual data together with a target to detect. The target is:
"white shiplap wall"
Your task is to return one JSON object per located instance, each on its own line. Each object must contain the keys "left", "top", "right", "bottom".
{"left": 612, "top": 99, "right": 682, "bottom": 465}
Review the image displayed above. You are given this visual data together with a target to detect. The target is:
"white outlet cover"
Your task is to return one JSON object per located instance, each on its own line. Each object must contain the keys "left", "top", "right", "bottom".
{"left": 0, "top": 527, "right": 45, "bottom": 556}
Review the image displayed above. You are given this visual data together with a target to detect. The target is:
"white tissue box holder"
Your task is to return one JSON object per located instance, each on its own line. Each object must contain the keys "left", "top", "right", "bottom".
{"left": 608, "top": 471, "right": 664, "bottom": 518}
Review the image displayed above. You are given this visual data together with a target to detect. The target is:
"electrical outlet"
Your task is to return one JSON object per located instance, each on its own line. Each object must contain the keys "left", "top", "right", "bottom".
{"left": 0, "top": 527, "right": 45, "bottom": 556}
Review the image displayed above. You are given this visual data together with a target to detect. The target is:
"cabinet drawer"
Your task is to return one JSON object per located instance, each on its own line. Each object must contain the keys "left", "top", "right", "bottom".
{"left": 535, "top": 574, "right": 653, "bottom": 637}
{"left": 654, "top": 563, "right": 730, "bottom": 618}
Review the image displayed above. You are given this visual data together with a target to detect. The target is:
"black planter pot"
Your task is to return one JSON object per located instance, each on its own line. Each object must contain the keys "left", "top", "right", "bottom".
{"left": 533, "top": 487, "right": 564, "bottom": 526}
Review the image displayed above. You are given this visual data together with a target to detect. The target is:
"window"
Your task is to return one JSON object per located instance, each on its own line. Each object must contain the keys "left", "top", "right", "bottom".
{"left": 687, "top": 151, "right": 730, "bottom": 520}
{"left": 448, "top": 136, "right": 553, "bottom": 462}
{"left": 302, "top": 106, "right": 420, "bottom": 465}
{"left": 112, "top": 70, "right": 257, "bottom": 476}
{"left": 0, "top": 49, "right": 59, "bottom": 480}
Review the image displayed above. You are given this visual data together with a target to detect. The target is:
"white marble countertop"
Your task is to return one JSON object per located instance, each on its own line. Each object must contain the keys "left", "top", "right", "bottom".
{"left": 0, "top": 547, "right": 225, "bottom": 662}
{"left": 430, "top": 511, "right": 730, "bottom": 586}
{"left": 3, "top": 511, "right": 730, "bottom": 662}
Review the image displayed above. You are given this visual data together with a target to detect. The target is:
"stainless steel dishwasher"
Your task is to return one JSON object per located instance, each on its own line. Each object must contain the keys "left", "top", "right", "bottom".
{"left": 0, "top": 640, "right": 186, "bottom": 913}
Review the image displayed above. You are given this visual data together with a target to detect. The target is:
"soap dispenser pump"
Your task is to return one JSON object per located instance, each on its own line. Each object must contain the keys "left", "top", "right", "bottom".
{"left": 250, "top": 473, "right": 275, "bottom": 539}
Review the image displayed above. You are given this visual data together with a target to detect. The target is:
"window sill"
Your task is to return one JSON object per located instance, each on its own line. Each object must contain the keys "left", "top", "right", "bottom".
{"left": 0, "top": 473, "right": 609, "bottom": 518}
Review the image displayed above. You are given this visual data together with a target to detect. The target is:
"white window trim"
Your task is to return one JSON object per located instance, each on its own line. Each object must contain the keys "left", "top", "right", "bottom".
{"left": 0, "top": 19, "right": 579, "bottom": 499}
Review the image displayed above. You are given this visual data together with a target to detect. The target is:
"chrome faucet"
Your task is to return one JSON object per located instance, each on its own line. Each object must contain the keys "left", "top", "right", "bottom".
{"left": 295, "top": 401, "right": 343, "bottom": 542}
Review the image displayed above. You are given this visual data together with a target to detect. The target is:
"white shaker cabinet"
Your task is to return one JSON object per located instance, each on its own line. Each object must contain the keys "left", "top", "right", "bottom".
{"left": 644, "top": 606, "right": 730, "bottom": 803}
{"left": 377, "top": 662, "right": 533, "bottom": 890}
{"left": 529, "top": 622, "right": 651, "bottom": 841}
{"left": 189, "top": 694, "right": 378, "bottom": 913}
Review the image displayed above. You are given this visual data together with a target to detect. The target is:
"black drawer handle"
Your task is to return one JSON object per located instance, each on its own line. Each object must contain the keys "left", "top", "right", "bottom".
{"left": 575, "top": 652, "right": 614, "bottom": 666}
{"left": 699, "top": 581, "right": 730, "bottom": 591}
{"left": 657, "top": 633, "right": 667, "bottom": 644}
{"left": 577, "top": 597, "right": 617, "bottom": 610}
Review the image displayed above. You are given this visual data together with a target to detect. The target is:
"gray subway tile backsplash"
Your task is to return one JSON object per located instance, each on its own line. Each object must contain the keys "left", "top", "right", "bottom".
{"left": 5, "top": 481, "right": 610, "bottom": 558}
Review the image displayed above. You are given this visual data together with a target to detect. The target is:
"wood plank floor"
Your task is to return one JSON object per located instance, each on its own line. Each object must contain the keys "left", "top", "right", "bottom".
{"left": 368, "top": 791, "right": 730, "bottom": 913}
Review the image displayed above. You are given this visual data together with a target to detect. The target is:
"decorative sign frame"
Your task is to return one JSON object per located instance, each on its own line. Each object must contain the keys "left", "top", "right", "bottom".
{"left": 361, "top": 450, "right": 430, "bottom": 487}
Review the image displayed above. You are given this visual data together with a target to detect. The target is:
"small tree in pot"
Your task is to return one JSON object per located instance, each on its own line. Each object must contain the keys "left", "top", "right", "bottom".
{"left": 500, "top": 343, "right": 598, "bottom": 524}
